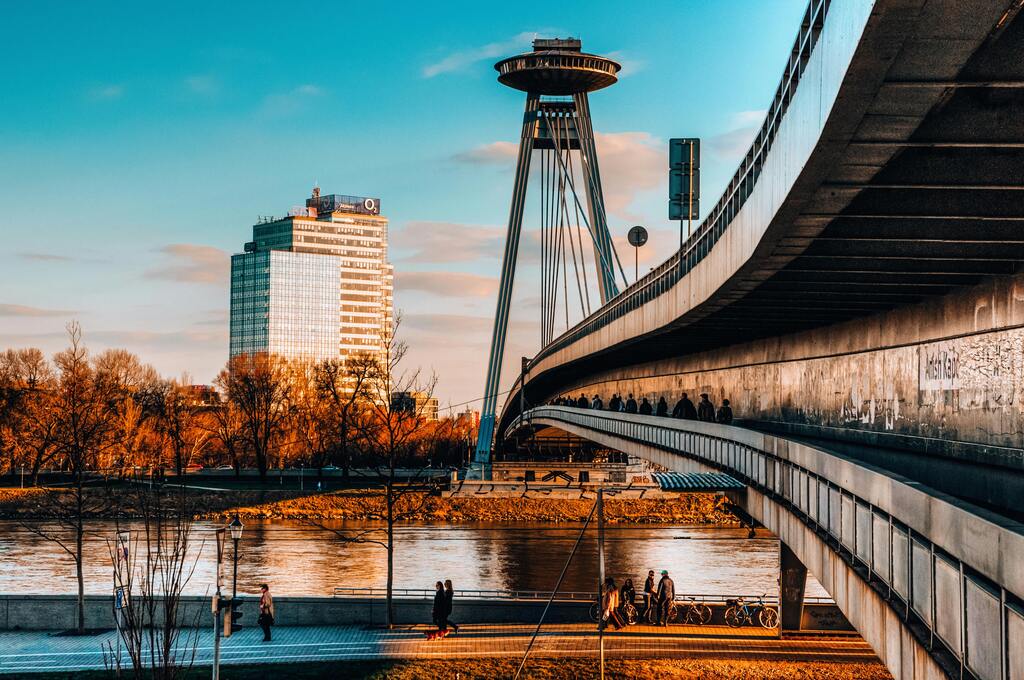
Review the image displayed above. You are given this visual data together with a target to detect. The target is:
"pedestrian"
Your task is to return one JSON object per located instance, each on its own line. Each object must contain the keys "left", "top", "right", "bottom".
{"left": 621, "top": 578, "right": 636, "bottom": 624}
{"left": 429, "top": 581, "right": 447, "bottom": 639}
{"left": 625, "top": 394, "right": 638, "bottom": 414}
{"left": 638, "top": 397, "right": 653, "bottom": 415}
{"left": 591, "top": 394, "right": 604, "bottom": 410}
{"left": 642, "top": 570, "right": 657, "bottom": 624}
{"left": 716, "top": 398, "right": 734, "bottom": 425}
{"left": 655, "top": 396, "right": 668, "bottom": 417}
{"left": 608, "top": 394, "right": 621, "bottom": 412}
{"left": 697, "top": 393, "right": 716, "bottom": 422}
{"left": 656, "top": 570, "right": 675, "bottom": 626}
{"left": 258, "top": 583, "right": 275, "bottom": 642}
{"left": 443, "top": 579, "right": 459, "bottom": 634}
{"left": 601, "top": 577, "right": 624, "bottom": 631}
{"left": 577, "top": 394, "right": 589, "bottom": 409}
{"left": 673, "top": 393, "right": 698, "bottom": 419}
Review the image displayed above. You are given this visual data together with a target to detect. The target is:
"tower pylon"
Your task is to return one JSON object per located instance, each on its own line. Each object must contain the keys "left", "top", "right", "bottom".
{"left": 474, "top": 38, "right": 624, "bottom": 470}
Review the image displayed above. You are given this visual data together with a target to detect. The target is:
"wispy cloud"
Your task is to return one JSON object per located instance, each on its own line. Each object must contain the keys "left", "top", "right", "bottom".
{"left": 0, "top": 303, "right": 75, "bottom": 317}
{"left": 86, "top": 84, "right": 124, "bottom": 101}
{"left": 605, "top": 50, "right": 645, "bottom": 78}
{"left": 706, "top": 110, "right": 767, "bottom": 159}
{"left": 423, "top": 31, "right": 540, "bottom": 78}
{"left": 144, "top": 244, "right": 228, "bottom": 285}
{"left": 19, "top": 252, "right": 73, "bottom": 262}
{"left": 392, "top": 222, "right": 504, "bottom": 264}
{"left": 395, "top": 271, "right": 497, "bottom": 298}
{"left": 257, "top": 84, "right": 325, "bottom": 118}
{"left": 184, "top": 75, "right": 219, "bottom": 95}
{"left": 454, "top": 131, "right": 666, "bottom": 221}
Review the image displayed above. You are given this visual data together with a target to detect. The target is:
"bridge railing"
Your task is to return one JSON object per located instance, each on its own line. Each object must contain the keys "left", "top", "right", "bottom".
{"left": 332, "top": 586, "right": 832, "bottom": 605}
{"left": 511, "top": 407, "right": 1024, "bottom": 680}
{"left": 530, "top": 0, "right": 830, "bottom": 367}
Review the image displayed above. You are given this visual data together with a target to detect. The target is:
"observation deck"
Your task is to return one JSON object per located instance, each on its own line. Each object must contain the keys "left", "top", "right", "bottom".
{"left": 495, "top": 38, "right": 620, "bottom": 95}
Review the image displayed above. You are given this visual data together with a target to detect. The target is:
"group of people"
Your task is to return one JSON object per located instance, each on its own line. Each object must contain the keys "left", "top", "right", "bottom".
{"left": 552, "top": 392, "right": 734, "bottom": 425}
{"left": 428, "top": 579, "right": 460, "bottom": 640}
{"left": 600, "top": 569, "right": 676, "bottom": 629}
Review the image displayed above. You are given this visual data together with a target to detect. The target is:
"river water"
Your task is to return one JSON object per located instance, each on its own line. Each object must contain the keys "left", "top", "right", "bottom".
{"left": 0, "top": 520, "right": 828, "bottom": 599}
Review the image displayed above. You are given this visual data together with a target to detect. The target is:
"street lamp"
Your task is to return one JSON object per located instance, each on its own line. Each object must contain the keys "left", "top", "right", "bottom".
{"left": 228, "top": 516, "right": 244, "bottom": 600}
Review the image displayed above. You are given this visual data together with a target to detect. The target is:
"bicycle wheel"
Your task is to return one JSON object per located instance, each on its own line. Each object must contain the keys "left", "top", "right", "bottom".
{"left": 589, "top": 602, "right": 601, "bottom": 623}
{"left": 724, "top": 606, "right": 743, "bottom": 627}
{"left": 667, "top": 603, "right": 680, "bottom": 624}
{"left": 759, "top": 606, "right": 779, "bottom": 629}
{"left": 623, "top": 604, "right": 637, "bottom": 625}
{"left": 697, "top": 603, "right": 713, "bottom": 625}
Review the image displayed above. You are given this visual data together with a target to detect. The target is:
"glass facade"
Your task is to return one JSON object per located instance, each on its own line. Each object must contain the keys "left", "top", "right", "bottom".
{"left": 229, "top": 190, "right": 394, "bottom": 363}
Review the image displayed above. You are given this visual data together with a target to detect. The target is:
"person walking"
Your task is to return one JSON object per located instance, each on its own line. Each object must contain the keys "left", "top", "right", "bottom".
{"left": 429, "top": 581, "right": 447, "bottom": 639}
{"left": 656, "top": 570, "right": 675, "bottom": 626}
{"left": 443, "top": 579, "right": 459, "bottom": 634}
{"left": 608, "top": 394, "right": 621, "bottom": 412}
{"left": 673, "top": 393, "right": 697, "bottom": 419}
{"left": 591, "top": 394, "right": 604, "bottom": 410}
{"left": 625, "top": 394, "right": 638, "bottom": 414}
{"left": 716, "top": 398, "right": 734, "bottom": 425}
{"left": 601, "top": 577, "right": 624, "bottom": 631}
{"left": 258, "top": 583, "right": 275, "bottom": 642}
{"left": 621, "top": 578, "right": 636, "bottom": 625}
{"left": 642, "top": 569, "right": 657, "bottom": 624}
{"left": 638, "top": 397, "right": 653, "bottom": 415}
{"left": 577, "top": 394, "right": 589, "bottom": 409}
{"left": 697, "top": 393, "right": 716, "bottom": 422}
{"left": 655, "top": 396, "right": 668, "bottom": 417}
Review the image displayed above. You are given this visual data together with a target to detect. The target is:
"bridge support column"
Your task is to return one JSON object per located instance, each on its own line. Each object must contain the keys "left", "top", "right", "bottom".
{"left": 780, "top": 542, "right": 807, "bottom": 632}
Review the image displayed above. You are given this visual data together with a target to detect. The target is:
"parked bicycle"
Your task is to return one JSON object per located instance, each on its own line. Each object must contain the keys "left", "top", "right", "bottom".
{"left": 678, "top": 596, "right": 713, "bottom": 625}
{"left": 589, "top": 598, "right": 639, "bottom": 625}
{"left": 723, "top": 593, "right": 779, "bottom": 629}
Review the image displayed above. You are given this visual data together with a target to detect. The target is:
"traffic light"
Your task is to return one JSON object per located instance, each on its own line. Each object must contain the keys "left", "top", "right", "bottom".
{"left": 231, "top": 601, "right": 244, "bottom": 630}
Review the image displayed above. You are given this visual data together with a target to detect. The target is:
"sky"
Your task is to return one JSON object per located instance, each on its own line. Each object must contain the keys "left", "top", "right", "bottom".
{"left": 0, "top": 0, "right": 808, "bottom": 411}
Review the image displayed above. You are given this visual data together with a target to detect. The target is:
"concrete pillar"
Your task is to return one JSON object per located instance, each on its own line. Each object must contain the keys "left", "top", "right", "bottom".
{"left": 780, "top": 542, "right": 807, "bottom": 632}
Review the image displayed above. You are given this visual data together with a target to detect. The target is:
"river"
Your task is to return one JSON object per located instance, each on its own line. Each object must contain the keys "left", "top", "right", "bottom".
{"left": 0, "top": 520, "right": 828, "bottom": 599}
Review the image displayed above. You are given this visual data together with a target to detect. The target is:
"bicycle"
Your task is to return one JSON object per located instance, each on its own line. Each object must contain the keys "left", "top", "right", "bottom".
{"left": 589, "top": 599, "right": 639, "bottom": 625}
{"left": 678, "top": 596, "right": 713, "bottom": 625}
{"left": 723, "top": 593, "right": 779, "bottom": 629}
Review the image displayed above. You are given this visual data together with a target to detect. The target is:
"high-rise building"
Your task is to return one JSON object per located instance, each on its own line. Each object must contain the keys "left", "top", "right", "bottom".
{"left": 229, "top": 187, "right": 394, "bottom": 363}
{"left": 391, "top": 391, "right": 440, "bottom": 422}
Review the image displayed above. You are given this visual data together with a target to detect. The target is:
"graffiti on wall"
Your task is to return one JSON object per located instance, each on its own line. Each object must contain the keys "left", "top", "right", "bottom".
{"left": 918, "top": 330, "right": 1023, "bottom": 412}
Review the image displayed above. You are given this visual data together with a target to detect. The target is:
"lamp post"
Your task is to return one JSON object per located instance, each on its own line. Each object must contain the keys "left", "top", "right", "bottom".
{"left": 228, "top": 516, "right": 244, "bottom": 600}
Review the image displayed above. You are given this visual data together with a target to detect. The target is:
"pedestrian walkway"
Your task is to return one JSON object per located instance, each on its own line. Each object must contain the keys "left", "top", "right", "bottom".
{"left": 0, "top": 623, "right": 879, "bottom": 674}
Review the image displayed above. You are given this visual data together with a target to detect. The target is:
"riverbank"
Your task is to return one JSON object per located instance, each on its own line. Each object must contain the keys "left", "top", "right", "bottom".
{"left": 0, "top": 487, "right": 737, "bottom": 524}
{"left": 0, "top": 658, "right": 893, "bottom": 679}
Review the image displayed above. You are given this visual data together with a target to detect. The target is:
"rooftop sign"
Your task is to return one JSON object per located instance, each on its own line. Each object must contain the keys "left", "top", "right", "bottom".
{"left": 308, "top": 194, "right": 381, "bottom": 216}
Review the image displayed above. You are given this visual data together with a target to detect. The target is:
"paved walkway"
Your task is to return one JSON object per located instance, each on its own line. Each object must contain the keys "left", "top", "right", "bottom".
{"left": 0, "top": 623, "right": 879, "bottom": 675}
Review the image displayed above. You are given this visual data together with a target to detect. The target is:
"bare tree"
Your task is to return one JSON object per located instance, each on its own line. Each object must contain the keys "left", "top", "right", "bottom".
{"left": 215, "top": 354, "right": 292, "bottom": 480}
{"left": 155, "top": 380, "right": 206, "bottom": 477}
{"left": 315, "top": 354, "right": 375, "bottom": 481}
{"left": 315, "top": 317, "right": 452, "bottom": 627}
{"left": 105, "top": 485, "right": 202, "bottom": 680}
{"left": 203, "top": 397, "right": 247, "bottom": 476}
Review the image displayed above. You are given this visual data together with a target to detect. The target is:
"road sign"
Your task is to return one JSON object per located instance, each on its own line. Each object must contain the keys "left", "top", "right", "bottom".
{"left": 669, "top": 138, "right": 700, "bottom": 221}
{"left": 627, "top": 225, "right": 648, "bottom": 247}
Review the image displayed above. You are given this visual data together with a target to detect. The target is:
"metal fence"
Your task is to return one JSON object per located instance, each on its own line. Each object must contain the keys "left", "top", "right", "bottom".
{"left": 332, "top": 587, "right": 831, "bottom": 605}
{"left": 511, "top": 407, "right": 1024, "bottom": 680}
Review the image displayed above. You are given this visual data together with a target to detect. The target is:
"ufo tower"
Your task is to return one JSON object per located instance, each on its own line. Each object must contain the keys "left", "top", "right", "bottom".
{"left": 475, "top": 38, "right": 626, "bottom": 467}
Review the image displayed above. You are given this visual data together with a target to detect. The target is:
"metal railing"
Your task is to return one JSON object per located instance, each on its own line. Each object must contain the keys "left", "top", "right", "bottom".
{"left": 332, "top": 587, "right": 831, "bottom": 605}
{"left": 511, "top": 407, "right": 1024, "bottom": 680}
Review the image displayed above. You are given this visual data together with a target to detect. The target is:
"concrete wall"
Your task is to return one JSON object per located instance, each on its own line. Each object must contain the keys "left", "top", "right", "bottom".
{"left": 543, "top": 271, "right": 1024, "bottom": 468}
{"left": 0, "top": 593, "right": 851, "bottom": 632}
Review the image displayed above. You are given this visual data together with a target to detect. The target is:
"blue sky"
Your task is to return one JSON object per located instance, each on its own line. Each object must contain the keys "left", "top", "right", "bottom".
{"left": 0, "top": 0, "right": 807, "bottom": 408}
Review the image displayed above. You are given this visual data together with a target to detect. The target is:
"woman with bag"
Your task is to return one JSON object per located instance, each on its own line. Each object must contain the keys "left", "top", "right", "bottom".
{"left": 258, "top": 583, "right": 275, "bottom": 642}
{"left": 601, "top": 577, "right": 624, "bottom": 631}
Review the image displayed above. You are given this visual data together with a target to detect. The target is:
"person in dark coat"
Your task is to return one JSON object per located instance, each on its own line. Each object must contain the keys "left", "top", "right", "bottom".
{"left": 429, "top": 581, "right": 447, "bottom": 638}
{"left": 577, "top": 394, "right": 589, "bottom": 409}
{"left": 656, "top": 570, "right": 675, "bottom": 626}
{"left": 608, "top": 394, "right": 621, "bottom": 412}
{"left": 697, "top": 394, "right": 716, "bottom": 422}
{"left": 638, "top": 398, "right": 653, "bottom": 415}
{"left": 625, "top": 394, "right": 638, "bottom": 414}
{"left": 655, "top": 397, "right": 668, "bottom": 417}
{"left": 591, "top": 394, "right": 603, "bottom": 410}
{"left": 443, "top": 579, "right": 459, "bottom": 634}
{"left": 716, "top": 399, "right": 734, "bottom": 425}
{"left": 672, "top": 393, "right": 698, "bottom": 420}
{"left": 642, "top": 570, "right": 657, "bottom": 623}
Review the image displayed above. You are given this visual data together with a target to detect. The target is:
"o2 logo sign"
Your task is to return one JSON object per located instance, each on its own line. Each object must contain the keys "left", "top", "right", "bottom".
{"left": 363, "top": 198, "right": 378, "bottom": 213}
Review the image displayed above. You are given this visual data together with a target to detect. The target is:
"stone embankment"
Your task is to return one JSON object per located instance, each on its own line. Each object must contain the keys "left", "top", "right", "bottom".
{"left": 0, "top": 487, "right": 736, "bottom": 525}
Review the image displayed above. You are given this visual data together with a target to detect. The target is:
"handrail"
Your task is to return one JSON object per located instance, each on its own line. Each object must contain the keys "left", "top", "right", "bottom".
{"left": 331, "top": 586, "right": 833, "bottom": 605}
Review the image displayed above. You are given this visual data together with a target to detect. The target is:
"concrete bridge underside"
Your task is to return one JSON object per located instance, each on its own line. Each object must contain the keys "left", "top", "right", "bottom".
{"left": 508, "top": 408, "right": 1024, "bottom": 680}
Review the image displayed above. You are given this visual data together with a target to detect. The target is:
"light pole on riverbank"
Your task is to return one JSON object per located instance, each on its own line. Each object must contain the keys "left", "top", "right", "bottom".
{"left": 228, "top": 516, "right": 244, "bottom": 600}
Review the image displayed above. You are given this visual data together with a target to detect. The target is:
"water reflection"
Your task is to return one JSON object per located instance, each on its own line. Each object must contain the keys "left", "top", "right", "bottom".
{"left": 0, "top": 520, "right": 828, "bottom": 599}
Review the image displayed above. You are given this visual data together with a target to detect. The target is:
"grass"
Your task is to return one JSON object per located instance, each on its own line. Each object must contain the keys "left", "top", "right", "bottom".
{"left": 0, "top": 657, "right": 893, "bottom": 679}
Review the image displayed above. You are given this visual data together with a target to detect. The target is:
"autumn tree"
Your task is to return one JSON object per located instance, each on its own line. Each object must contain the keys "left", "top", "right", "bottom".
{"left": 215, "top": 353, "right": 292, "bottom": 480}
{"left": 0, "top": 348, "right": 58, "bottom": 481}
